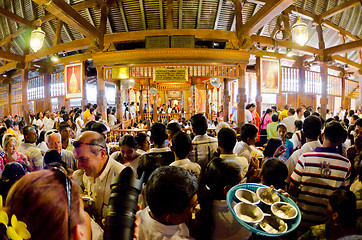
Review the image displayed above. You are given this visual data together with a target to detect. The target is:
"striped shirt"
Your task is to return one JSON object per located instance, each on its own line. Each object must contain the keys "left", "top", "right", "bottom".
{"left": 189, "top": 134, "right": 218, "bottom": 169}
{"left": 290, "top": 147, "right": 351, "bottom": 227}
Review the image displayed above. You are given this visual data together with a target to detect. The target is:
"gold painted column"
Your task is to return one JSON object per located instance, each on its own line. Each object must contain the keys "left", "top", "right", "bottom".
{"left": 153, "top": 93, "right": 157, "bottom": 122}
{"left": 320, "top": 63, "right": 328, "bottom": 119}
{"left": 96, "top": 66, "right": 107, "bottom": 121}
{"left": 217, "top": 88, "right": 220, "bottom": 117}
{"left": 298, "top": 61, "right": 305, "bottom": 107}
{"left": 44, "top": 73, "right": 52, "bottom": 112}
{"left": 7, "top": 83, "right": 11, "bottom": 116}
{"left": 223, "top": 78, "right": 230, "bottom": 122}
{"left": 140, "top": 85, "right": 144, "bottom": 119}
{"left": 358, "top": 73, "right": 362, "bottom": 110}
{"left": 205, "top": 83, "right": 209, "bottom": 119}
{"left": 21, "top": 69, "right": 29, "bottom": 124}
{"left": 192, "top": 77, "right": 196, "bottom": 115}
{"left": 116, "top": 81, "right": 123, "bottom": 125}
{"left": 237, "top": 64, "right": 247, "bottom": 129}
{"left": 341, "top": 71, "right": 346, "bottom": 109}
{"left": 81, "top": 64, "right": 88, "bottom": 110}
{"left": 255, "top": 57, "right": 262, "bottom": 116}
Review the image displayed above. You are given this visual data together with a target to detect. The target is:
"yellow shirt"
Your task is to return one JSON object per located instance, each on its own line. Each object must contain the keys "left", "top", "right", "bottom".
{"left": 83, "top": 109, "right": 90, "bottom": 123}
{"left": 279, "top": 110, "right": 288, "bottom": 122}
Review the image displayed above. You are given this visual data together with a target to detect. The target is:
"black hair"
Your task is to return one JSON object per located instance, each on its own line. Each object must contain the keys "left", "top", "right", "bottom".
{"left": 296, "top": 108, "right": 303, "bottom": 114}
{"left": 349, "top": 110, "right": 355, "bottom": 117}
{"left": 43, "top": 149, "right": 63, "bottom": 166}
{"left": 355, "top": 118, "right": 362, "bottom": 127}
{"left": 271, "top": 106, "right": 277, "bottom": 111}
{"left": 263, "top": 137, "right": 283, "bottom": 158}
{"left": 37, "top": 131, "right": 46, "bottom": 145}
{"left": 240, "top": 123, "right": 258, "bottom": 142}
{"left": 135, "top": 133, "right": 147, "bottom": 148}
{"left": 288, "top": 108, "right": 296, "bottom": 115}
{"left": 146, "top": 166, "right": 197, "bottom": 217}
{"left": 190, "top": 114, "right": 208, "bottom": 135}
{"left": 352, "top": 115, "right": 359, "bottom": 121}
{"left": 329, "top": 189, "right": 357, "bottom": 226}
{"left": 272, "top": 114, "right": 278, "bottom": 122}
{"left": 261, "top": 158, "right": 288, "bottom": 189}
{"left": 59, "top": 122, "right": 70, "bottom": 132}
{"left": 95, "top": 113, "right": 102, "bottom": 121}
{"left": 303, "top": 115, "right": 322, "bottom": 140}
{"left": 276, "top": 123, "right": 287, "bottom": 131}
{"left": 304, "top": 110, "right": 311, "bottom": 118}
{"left": 83, "top": 121, "right": 96, "bottom": 132}
{"left": 172, "top": 132, "right": 192, "bottom": 159}
{"left": 197, "top": 158, "right": 241, "bottom": 240}
{"left": 294, "top": 120, "right": 303, "bottom": 131}
{"left": 324, "top": 121, "right": 347, "bottom": 144}
{"left": 90, "top": 123, "right": 108, "bottom": 135}
{"left": 150, "top": 122, "right": 168, "bottom": 146}
{"left": 22, "top": 125, "right": 35, "bottom": 137}
{"left": 218, "top": 128, "right": 237, "bottom": 152}
{"left": 4, "top": 119, "right": 12, "bottom": 129}
{"left": 119, "top": 135, "right": 136, "bottom": 149}
{"left": 166, "top": 122, "right": 182, "bottom": 135}
{"left": 0, "top": 162, "right": 26, "bottom": 202}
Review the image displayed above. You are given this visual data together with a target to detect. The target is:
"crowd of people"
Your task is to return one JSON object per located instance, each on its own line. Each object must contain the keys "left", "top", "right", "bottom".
{"left": 0, "top": 103, "right": 361, "bottom": 240}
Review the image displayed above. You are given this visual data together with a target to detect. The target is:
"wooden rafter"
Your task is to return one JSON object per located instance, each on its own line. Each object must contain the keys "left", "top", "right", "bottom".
{"left": 313, "top": 0, "right": 320, "bottom": 14}
{"left": 214, "top": 0, "right": 223, "bottom": 29}
{"left": 25, "top": 38, "right": 91, "bottom": 62}
{"left": 345, "top": 6, "right": 356, "bottom": 31}
{"left": 351, "top": 8, "right": 361, "bottom": 35}
{"left": 159, "top": 0, "right": 164, "bottom": 29}
{"left": 118, "top": 1, "right": 128, "bottom": 32}
{"left": 107, "top": 17, "right": 113, "bottom": 33}
{"left": 139, "top": 0, "right": 147, "bottom": 30}
{"left": 178, "top": 0, "right": 183, "bottom": 29}
{"left": 0, "top": 8, "right": 32, "bottom": 26}
{"left": 0, "top": 49, "right": 24, "bottom": 62}
{"left": 99, "top": 3, "right": 109, "bottom": 35}
{"left": 32, "top": 0, "right": 102, "bottom": 40}
{"left": 320, "top": 0, "right": 359, "bottom": 19}
{"left": 86, "top": 8, "right": 95, "bottom": 26}
{"left": 53, "top": 20, "right": 63, "bottom": 46}
{"left": 166, "top": 0, "right": 173, "bottom": 29}
{"left": 0, "top": 26, "right": 30, "bottom": 48}
{"left": 332, "top": 55, "right": 362, "bottom": 70}
{"left": 63, "top": 24, "right": 74, "bottom": 42}
{"left": 324, "top": 39, "right": 362, "bottom": 56}
{"left": 322, "top": 20, "right": 359, "bottom": 41}
{"left": 0, "top": 62, "right": 18, "bottom": 73}
{"left": 233, "top": 0, "right": 243, "bottom": 38}
{"left": 196, "top": 0, "right": 203, "bottom": 29}
{"left": 239, "top": 0, "right": 293, "bottom": 36}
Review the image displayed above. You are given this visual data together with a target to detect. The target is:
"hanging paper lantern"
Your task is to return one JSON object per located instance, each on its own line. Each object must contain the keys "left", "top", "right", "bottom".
{"left": 150, "top": 87, "right": 157, "bottom": 96}
{"left": 210, "top": 78, "right": 221, "bottom": 88}
{"left": 292, "top": 19, "right": 308, "bottom": 46}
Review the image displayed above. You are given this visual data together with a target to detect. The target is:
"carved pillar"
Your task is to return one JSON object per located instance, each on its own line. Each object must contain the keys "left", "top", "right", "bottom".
{"left": 316, "top": 23, "right": 328, "bottom": 119}
{"left": 96, "top": 66, "right": 107, "bottom": 121}
{"left": 140, "top": 85, "right": 144, "bottom": 119}
{"left": 192, "top": 77, "right": 196, "bottom": 115}
{"left": 81, "top": 64, "right": 88, "bottom": 109}
{"left": 217, "top": 88, "right": 220, "bottom": 117}
{"left": 116, "top": 81, "right": 123, "bottom": 125}
{"left": 153, "top": 93, "right": 157, "bottom": 122}
{"left": 237, "top": 64, "right": 247, "bottom": 129}
{"left": 223, "top": 78, "right": 230, "bottom": 122}
{"left": 205, "top": 83, "right": 209, "bottom": 118}
{"left": 358, "top": 74, "right": 362, "bottom": 110}
{"left": 299, "top": 63, "right": 306, "bottom": 107}
{"left": 255, "top": 57, "right": 262, "bottom": 116}
{"left": 341, "top": 71, "right": 346, "bottom": 109}
{"left": 21, "top": 69, "right": 29, "bottom": 124}
{"left": 7, "top": 83, "right": 11, "bottom": 116}
{"left": 44, "top": 73, "right": 52, "bottom": 112}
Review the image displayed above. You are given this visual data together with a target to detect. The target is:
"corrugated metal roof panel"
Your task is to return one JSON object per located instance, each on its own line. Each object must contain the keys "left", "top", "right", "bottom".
{"left": 144, "top": 0, "right": 161, "bottom": 30}
{"left": 181, "top": 0, "right": 198, "bottom": 29}
{"left": 198, "top": 0, "right": 218, "bottom": 29}
{"left": 215, "top": 0, "right": 233, "bottom": 30}
{"left": 123, "top": 0, "right": 144, "bottom": 31}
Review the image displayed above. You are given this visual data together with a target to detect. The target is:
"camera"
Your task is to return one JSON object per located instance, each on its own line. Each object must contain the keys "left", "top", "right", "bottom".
{"left": 104, "top": 167, "right": 144, "bottom": 240}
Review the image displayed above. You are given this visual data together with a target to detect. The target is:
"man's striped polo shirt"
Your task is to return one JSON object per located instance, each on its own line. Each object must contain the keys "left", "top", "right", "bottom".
{"left": 290, "top": 147, "right": 351, "bottom": 227}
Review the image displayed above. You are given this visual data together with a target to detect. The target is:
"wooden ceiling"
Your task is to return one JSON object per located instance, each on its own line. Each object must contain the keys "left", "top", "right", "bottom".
{"left": 0, "top": 0, "right": 361, "bottom": 75}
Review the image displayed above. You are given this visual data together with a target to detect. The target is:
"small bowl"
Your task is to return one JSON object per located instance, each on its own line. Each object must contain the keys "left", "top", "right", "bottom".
{"left": 233, "top": 202, "right": 264, "bottom": 224}
{"left": 235, "top": 189, "right": 260, "bottom": 205}
{"left": 256, "top": 187, "right": 280, "bottom": 206}
{"left": 259, "top": 215, "right": 288, "bottom": 234}
{"left": 271, "top": 202, "right": 298, "bottom": 220}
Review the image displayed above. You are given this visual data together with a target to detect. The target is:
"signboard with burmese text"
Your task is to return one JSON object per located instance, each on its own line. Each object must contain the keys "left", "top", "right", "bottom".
{"left": 153, "top": 67, "right": 188, "bottom": 83}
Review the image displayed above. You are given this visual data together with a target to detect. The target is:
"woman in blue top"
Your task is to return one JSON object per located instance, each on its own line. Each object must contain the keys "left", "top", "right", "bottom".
{"left": 277, "top": 123, "right": 293, "bottom": 163}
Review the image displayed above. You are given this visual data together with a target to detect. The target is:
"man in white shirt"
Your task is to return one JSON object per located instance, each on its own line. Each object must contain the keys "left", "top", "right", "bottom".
{"left": 339, "top": 107, "right": 346, "bottom": 120}
{"left": 130, "top": 102, "right": 136, "bottom": 119}
{"left": 188, "top": 114, "right": 218, "bottom": 168}
{"left": 45, "top": 130, "right": 77, "bottom": 170}
{"left": 282, "top": 107, "right": 297, "bottom": 138}
{"left": 286, "top": 115, "right": 322, "bottom": 180}
{"left": 170, "top": 132, "right": 201, "bottom": 180}
{"left": 73, "top": 131, "right": 125, "bottom": 224}
{"left": 234, "top": 123, "right": 259, "bottom": 163}
{"left": 218, "top": 128, "right": 249, "bottom": 182}
{"left": 231, "top": 106, "right": 253, "bottom": 124}
{"left": 18, "top": 125, "right": 43, "bottom": 170}
{"left": 295, "top": 107, "right": 305, "bottom": 121}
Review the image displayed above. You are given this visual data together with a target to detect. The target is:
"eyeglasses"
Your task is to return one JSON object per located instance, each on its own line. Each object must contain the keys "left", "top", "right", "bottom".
{"left": 73, "top": 140, "right": 105, "bottom": 149}
{"left": 51, "top": 167, "right": 72, "bottom": 239}
{"left": 46, "top": 129, "right": 59, "bottom": 136}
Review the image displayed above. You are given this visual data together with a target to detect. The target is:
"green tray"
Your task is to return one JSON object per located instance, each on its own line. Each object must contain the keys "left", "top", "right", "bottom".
{"left": 226, "top": 183, "right": 301, "bottom": 237}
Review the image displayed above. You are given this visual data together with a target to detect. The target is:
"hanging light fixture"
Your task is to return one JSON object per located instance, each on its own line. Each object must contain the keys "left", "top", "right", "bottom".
{"left": 292, "top": 18, "right": 308, "bottom": 46}
{"left": 128, "top": 79, "right": 135, "bottom": 88}
{"left": 30, "top": 26, "right": 45, "bottom": 52}
{"left": 50, "top": 54, "right": 59, "bottom": 62}
{"left": 286, "top": 48, "right": 293, "bottom": 57}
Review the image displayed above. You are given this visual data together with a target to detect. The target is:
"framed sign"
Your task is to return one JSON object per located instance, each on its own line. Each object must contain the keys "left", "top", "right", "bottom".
{"left": 153, "top": 67, "right": 188, "bottom": 83}
{"left": 65, "top": 62, "right": 83, "bottom": 99}
{"left": 261, "top": 58, "right": 280, "bottom": 93}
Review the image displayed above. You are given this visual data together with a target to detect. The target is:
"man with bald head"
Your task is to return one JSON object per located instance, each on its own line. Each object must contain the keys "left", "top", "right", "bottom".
{"left": 72, "top": 131, "right": 125, "bottom": 224}
{"left": 45, "top": 129, "right": 77, "bottom": 170}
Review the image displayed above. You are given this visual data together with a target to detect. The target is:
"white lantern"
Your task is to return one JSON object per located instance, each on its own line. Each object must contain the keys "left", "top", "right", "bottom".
{"left": 127, "top": 79, "right": 135, "bottom": 88}
{"left": 292, "top": 20, "right": 308, "bottom": 46}
{"left": 30, "top": 27, "right": 45, "bottom": 52}
{"left": 150, "top": 87, "right": 157, "bottom": 96}
{"left": 210, "top": 78, "right": 221, "bottom": 88}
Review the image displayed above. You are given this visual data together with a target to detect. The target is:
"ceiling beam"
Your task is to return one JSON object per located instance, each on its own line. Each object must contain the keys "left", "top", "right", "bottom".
{"left": 214, "top": 0, "right": 223, "bottom": 29}
{"left": 32, "top": 0, "right": 102, "bottom": 40}
{"left": 25, "top": 38, "right": 92, "bottom": 62}
{"left": 0, "top": 49, "right": 24, "bottom": 62}
{"left": 332, "top": 55, "right": 362, "bottom": 70}
{"left": 53, "top": 20, "right": 64, "bottom": 46}
{"left": 233, "top": 0, "right": 243, "bottom": 38}
{"left": 324, "top": 39, "right": 362, "bottom": 56}
{"left": 250, "top": 35, "right": 323, "bottom": 55}
{"left": 196, "top": 0, "right": 203, "bottom": 29}
{"left": 159, "top": 0, "right": 164, "bottom": 29}
{"left": 0, "top": 7, "right": 32, "bottom": 26}
{"left": 139, "top": 0, "right": 147, "bottom": 30}
{"left": 166, "top": 0, "right": 173, "bottom": 29}
{"left": 178, "top": 0, "right": 183, "bottom": 29}
{"left": 320, "top": 0, "right": 360, "bottom": 19}
{"left": 240, "top": 0, "right": 294, "bottom": 36}
{"left": 0, "top": 62, "right": 18, "bottom": 73}
{"left": 286, "top": 5, "right": 317, "bottom": 21}
{"left": 322, "top": 20, "right": 359, "bottom": 41}
{"left": 118, "top": 2, "right": 128, "bottom": 32}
